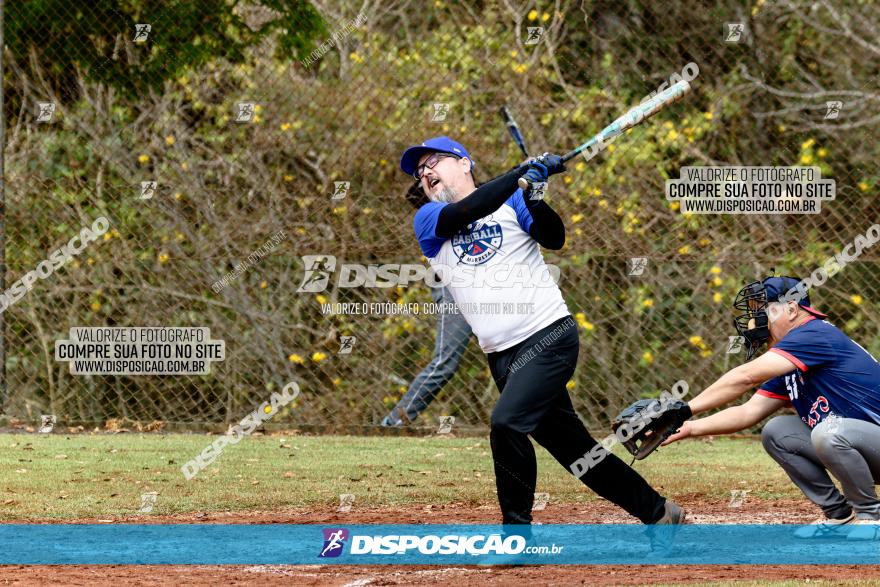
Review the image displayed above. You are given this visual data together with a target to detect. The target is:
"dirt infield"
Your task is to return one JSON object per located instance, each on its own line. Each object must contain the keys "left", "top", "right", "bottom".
{"left": 5, "top": 497, "right": 880, "bottom": 585}
{"left": 2, "top": 563, "right": 879, "bottom": 586}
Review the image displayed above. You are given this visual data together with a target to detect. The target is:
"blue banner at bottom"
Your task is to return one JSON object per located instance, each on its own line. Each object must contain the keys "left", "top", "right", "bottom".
{"left": 2, "top": 524, "right": 878, "bottom": 564}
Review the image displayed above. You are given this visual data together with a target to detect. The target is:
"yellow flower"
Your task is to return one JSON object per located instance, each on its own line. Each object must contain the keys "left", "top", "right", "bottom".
{"left": 667, "top": 130, "right": 679, "bottom": 141}
{"left": 288, "top": 353, "right": 304, "bottom": 364}
{"left": 575, "top": 312, "right": 594, "bottom": 331}
{"left": 158, "top": 252, "right": 169, "bottom": 264}
{"left": 700, "top": 350, "right": 713, "bottom": 358}
{"left": 103, "top": 232, "right": 112, "bottom": 241}
{"left": 574, "top": 228, "right": 582, "bottom": 236}
{"left": 541, "top": 12, "right": 551, "bottom": 21}
{"left": 509, "top": 50, "right": 518, "bottom": 58}
{"left": 571, "top": 213, "right": 584, "bottom": 223}
{"left": 698, "top": 238, "right": 712, "bottom": 246}
{"left": 566, "top": 380, "right": 576, "bottom": 391}
{"left": 332, "top": 377, "right": 342, "bottom": 387}
{"left": 664, "top": 121, "right": 674, "bottom": 129}
{"left": 253, "top": 115, "right": 261, "bottom": 123}
{"left": 801, "top": 138, "right": 816, "bottom": 150}
{"left": 138, "top": 154, "right": 150, "bottom": 164}
{"left": 851, "top": 294, "right": 863, "bottom": 305}
{"left": 254, "top": 104, "right": 262, "bottom": 113}
{"left": 642, "top": 351, "right": 654, "bottom": 364}
{"left": 513, "top": 63, "right": 528, "bottom": 74}
{"left": 703, "top": 111, "right": 714, "bottom": 120}
{"left": 800, "top": 154, "right": 813, "bottom": 165}
{"left": 712, "top": 277, "right": 722, "bottom": 287}
{"left": 311, "top": 352, "right": 328, "bottom": 362}
{"left": 575, "top": 162, "right": 586, "bottom": 172}
{"left": 180, "top": 162, "right": 189, "bottom": 171}
{"left": 175, "top": 231, "right": 184, "bottom": 242}
{"left": 280, "top": 123, "right": 291, "bottom": 131}
{"left": 283, "top": 174, "right": 294, "bottom": 182}
{"left": 380, "top": 159, "right": 387, "bottom": 166}
{"left": 350, "top": 52, "right": 363, "bottom": 63}
{"left": 607, "top": 144, "right": 615, "bottom": 152}
{"left": 777, "top": 124, "right": 786, "bottom": 132}
{"left": 598, "top": 199, "right": 608, "bottom": 208}
{"left": 259, "top": 281, "right": 268, "bottom": 289}
{"left": 563, "top": 176, "right": 573, "bottom": 184}
{"left": 689, "top": 335, "right": 704, "bottom": 346}
{"left": 165, "top": 135, "right": 175, "bottom": 146}
{"left": 90, "top": 301, "right": 101, "bottom": 312}
{"left": 527, "top": 9, "right": 538, "bottom": 20}
{"left": 713, "top": 292, "right": 723, "bottom": 303}
{"left": 817, "top": 148, "right": 828, "bottom": 158}
{"left": 592, "top": 188, "right": 602, "bottom": 196}
{"left": 678, "top": 245, "right": 690, "bottom": 255}
{"left": 858, "top": 182, "right": 869, "bottom": 192}
{"left": 642, "top": 299, "right": 654, "bottom": 308}
{"left": 332, "top": 206, "right": 347, "bottom": 214}
{"left": 174, "top": 192, "right": 183, "bottom": 200}
{"left": 316, "top": 294, "right": 328, "bottom": 305}
{"left": 362, "top": 207, "right": 373, "bottom": 214}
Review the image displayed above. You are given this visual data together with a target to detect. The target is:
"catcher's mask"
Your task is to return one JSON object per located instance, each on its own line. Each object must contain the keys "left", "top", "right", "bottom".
{"left": 733, "top": 276, "right": 827, "bottom": 360}
{"left": 733, "top": 280, "right": 770, "bottom": 360}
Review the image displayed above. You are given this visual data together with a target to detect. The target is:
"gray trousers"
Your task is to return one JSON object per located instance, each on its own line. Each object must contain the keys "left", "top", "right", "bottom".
{"left": 762, "top": 414, "right": 880, "bottom": 519}
{"left": 383, "top": 286, "right": 472, "bottom": 425}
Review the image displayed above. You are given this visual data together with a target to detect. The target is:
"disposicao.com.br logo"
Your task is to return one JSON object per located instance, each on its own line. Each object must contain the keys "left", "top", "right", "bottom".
{"left": 318, "top": 528, "right": 563, "bottom": 557}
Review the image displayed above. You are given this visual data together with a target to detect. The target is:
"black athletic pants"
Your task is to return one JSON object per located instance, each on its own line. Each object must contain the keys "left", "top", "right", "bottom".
{"left": 487, "top": 315, "right": 667, "bottom": 526}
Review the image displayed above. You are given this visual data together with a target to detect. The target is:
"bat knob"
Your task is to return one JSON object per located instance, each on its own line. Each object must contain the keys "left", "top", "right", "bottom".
{"left": 517, "top": 177, "right": 529, "bottom": 191}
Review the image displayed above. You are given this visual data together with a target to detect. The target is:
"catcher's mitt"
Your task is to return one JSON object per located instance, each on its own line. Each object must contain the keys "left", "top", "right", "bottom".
{"left": 612, "top": 398, "right": 692, "bottom": 460}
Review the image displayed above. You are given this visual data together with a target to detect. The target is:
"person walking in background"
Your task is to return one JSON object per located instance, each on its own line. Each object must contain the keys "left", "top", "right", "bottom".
{"left": 382, "top": 180, "right": 473, "bottom": 427}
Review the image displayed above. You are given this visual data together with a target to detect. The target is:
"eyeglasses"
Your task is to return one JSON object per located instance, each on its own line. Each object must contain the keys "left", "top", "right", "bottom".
{"left": 414, "top": 153, "right": 459, "bottom": 180}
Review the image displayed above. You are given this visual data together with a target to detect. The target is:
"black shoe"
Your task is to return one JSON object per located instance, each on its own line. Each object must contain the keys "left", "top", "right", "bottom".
{"left": 646, "top": 500, "right": 686, "bottom": 554}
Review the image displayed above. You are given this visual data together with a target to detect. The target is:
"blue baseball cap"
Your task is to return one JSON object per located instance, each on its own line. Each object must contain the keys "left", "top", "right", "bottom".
{"left": 762, "top": 276, "right": 828, "bottom": 318}
{"left": 399, "top": 136, "right": 472, "bottom": 176}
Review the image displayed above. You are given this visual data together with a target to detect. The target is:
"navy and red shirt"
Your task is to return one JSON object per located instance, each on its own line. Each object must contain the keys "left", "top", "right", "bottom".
{"left": 756, "top": 317, "right": 880, "bottom": 428}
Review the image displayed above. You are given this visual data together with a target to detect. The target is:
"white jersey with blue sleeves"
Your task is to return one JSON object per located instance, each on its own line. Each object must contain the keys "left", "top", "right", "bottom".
{"left": 413, "top": 189, "right": 570, "bottom": 353}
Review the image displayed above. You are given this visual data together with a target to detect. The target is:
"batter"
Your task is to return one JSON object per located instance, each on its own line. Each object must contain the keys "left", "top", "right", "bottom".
{"left": 399, "top": 136, "right": 686, "bottom": 533}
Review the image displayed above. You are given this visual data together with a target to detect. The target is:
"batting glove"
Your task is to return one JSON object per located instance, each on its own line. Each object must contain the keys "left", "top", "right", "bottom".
{"left": 522, "top": 161, "right": 549, "bottom": 184}
{"left": 537, "top": 153, "right": 566, "bottom": 176}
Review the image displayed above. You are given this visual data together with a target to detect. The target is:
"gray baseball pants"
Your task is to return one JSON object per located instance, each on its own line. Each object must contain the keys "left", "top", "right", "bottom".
{"left": 762, "top": 414, "right": 880, "bottom": 520}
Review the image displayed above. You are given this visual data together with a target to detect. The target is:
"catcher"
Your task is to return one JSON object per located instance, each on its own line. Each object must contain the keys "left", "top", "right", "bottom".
{"left": 399, "top": 135, "right": 686, "bottom": 534}
{"left": 655, "top": 276, "right": 880, "bottom": 540}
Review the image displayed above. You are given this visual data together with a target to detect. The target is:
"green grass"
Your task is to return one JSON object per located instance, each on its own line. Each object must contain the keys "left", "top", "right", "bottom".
{"left": 0, "top": 433, "right": 799, "bottom": 520}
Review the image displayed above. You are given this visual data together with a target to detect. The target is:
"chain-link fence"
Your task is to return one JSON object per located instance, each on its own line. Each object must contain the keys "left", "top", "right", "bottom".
{"left": 1, "top": 0, "right": 878, "bottom": 432}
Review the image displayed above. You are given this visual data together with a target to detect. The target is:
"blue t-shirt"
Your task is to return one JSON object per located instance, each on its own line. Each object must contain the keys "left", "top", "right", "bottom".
{"left": 757, "top": 318, "right": 880, "bottom": 428}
